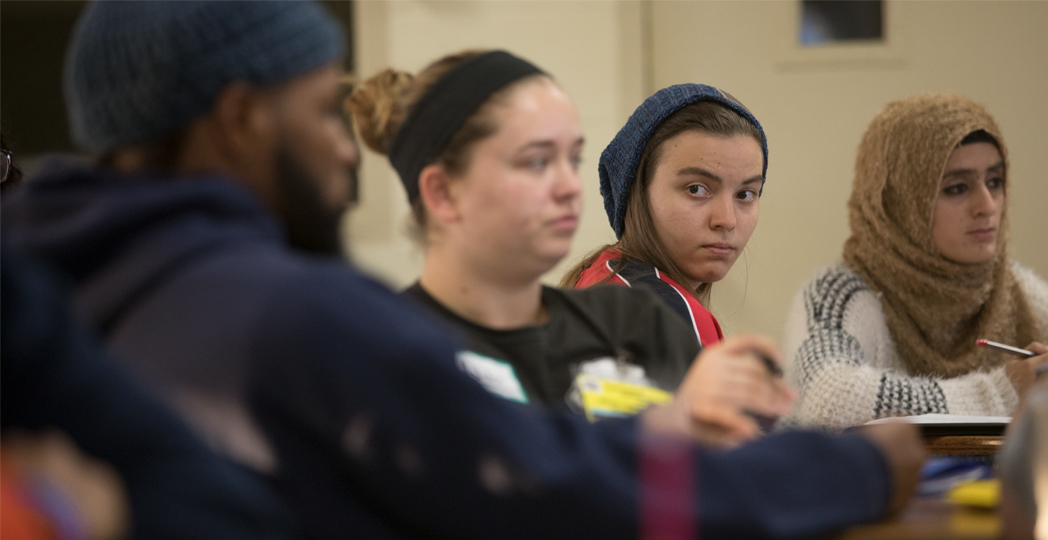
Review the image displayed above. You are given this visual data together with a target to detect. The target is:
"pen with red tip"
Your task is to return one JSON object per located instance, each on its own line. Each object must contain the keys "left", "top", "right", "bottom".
{"left": 976, "top": 339, "right": 1048, "bottom": 376}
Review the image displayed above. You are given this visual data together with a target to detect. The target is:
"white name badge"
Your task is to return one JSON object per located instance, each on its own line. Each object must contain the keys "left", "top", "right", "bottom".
{"left": 456, "top": 351, "right": 529, "bottom": 404}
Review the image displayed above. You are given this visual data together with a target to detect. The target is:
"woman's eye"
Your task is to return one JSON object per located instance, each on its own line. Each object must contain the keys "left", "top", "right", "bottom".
{"left": 943, "top": 183, "right": 968, "bottom": 196}
{"left": 736, "top": 189, "right": 757, "bottom": 202}
{"left": 569, "top": 155, "right": 583, "bottom": 171}
{"left": 987, "top": 176, "right": 1004, "bottom": 190}
{"left": 687, "top": 184, "right": 709, "bottom": 196}
{"left": 523, "top": 157, "right": 549, "bottom": 171}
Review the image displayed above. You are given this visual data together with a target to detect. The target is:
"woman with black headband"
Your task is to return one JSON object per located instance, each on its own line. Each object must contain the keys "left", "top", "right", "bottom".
{"left": 348, "top": 50, "right": 792, "bottom": 446}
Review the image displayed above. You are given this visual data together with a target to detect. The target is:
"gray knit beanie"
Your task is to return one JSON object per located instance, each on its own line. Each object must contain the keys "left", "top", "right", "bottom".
{"left": 64, "top": 0, "right": 345, "bottom": 154}
{"left": 599, "top": 84, "right": 768, "bottom": 238}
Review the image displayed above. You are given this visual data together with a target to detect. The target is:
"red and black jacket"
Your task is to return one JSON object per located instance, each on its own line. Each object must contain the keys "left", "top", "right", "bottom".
{"left": 575, "top": 248, "right": 724, "bottom": 347}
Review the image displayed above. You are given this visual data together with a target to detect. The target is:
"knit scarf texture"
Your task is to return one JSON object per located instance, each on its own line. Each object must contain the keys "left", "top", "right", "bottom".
{"left": 842, "top": 94, "right": 1041, "bottom": 378}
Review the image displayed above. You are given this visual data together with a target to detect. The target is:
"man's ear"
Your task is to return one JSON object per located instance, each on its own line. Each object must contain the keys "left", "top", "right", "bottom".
{"left": 418, "top": 164, "right": 461, "bottom": 225}
{"left": 209, "top": 82, "right": 277, "bottom": 164}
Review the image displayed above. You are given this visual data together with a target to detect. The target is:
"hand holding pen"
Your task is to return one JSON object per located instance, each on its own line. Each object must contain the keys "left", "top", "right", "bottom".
{"left": 672, "top": 334, "right": 795, "bottom": 449}
{"left": 978, "top": 339, "right": 1048, "bottom": 398}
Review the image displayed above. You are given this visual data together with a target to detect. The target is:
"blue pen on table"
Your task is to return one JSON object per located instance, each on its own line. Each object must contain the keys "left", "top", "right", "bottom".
{"left": 976, "top": 339, "right": 1048, "bottom": 376}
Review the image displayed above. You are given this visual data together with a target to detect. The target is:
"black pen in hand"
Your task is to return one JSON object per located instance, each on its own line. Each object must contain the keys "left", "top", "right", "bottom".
{"left": 746, "top": 351, "right": 784, "bottom": 433}
{"left": 754, "top": 351, "right": 784, "bottom": 378}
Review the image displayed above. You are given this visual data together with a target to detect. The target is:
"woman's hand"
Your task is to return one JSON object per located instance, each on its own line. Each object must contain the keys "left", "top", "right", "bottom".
{"left": 669, "top": 334, "right": 796, "bottom": 449}
{"left": 1005, "top": 341, "right": 1048, "bottom": 406}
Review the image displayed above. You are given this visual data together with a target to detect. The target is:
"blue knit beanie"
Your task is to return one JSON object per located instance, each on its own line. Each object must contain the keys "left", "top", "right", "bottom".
{"left": 599, "top": 84, "right": 768, "bottom": 239}
{"left": 64, "top": 0, "right": 345, "bottom": 154}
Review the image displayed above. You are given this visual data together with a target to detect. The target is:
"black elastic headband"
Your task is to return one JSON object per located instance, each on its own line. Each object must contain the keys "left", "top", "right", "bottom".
{"left": 388, "top": 50, "right": 545, "bottom": 201}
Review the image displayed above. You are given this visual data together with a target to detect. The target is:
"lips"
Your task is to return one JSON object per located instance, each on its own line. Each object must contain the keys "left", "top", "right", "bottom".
{"left": 967, "top": 228, "right": 996, "bottom": 242}
{"left": 549, "top": 214, "right": 579, "bottom": 231}
{"left": 702, "top": 242, "right": 735, "bottom": 257}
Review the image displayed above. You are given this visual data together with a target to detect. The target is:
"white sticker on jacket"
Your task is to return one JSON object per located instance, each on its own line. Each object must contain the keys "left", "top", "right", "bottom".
{"left": 456, "top": 351, "right": 529, "bottom": 404}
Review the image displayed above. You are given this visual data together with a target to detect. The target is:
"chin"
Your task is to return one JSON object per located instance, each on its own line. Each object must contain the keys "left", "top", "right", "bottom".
{"left": 690, "top": 257, "right": 738, "bottom": 279}
{"left": 686, "top": 267, "right": 730, "bottom": 285}
{"left": 972, "top": 253, "right": 998, "bottom": 265}
{"left": 964, "top": 245, "right": 998, "bottom": 264}
{"left": 534, "top": 249, "right": 569, "bottom": 271}
{"left": 543, "top": 241, "right": 573, "bottom": 259}
{"left": 950, "top": 252, "right": 996, "bottom": 265}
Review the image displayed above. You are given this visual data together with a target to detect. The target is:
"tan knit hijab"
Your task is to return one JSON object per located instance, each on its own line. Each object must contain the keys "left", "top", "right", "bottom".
{"left": 843, "top": 94, "right": 1041, "bottom": 378}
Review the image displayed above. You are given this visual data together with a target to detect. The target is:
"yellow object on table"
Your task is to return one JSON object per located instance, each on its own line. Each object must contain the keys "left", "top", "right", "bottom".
{"left": 946, "top": 479, "right": 1000, "bottom": 509}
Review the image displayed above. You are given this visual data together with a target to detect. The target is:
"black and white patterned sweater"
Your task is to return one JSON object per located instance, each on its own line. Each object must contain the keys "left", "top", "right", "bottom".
{"left": 783, "top": 262, "right": 1048, "bottom": 431}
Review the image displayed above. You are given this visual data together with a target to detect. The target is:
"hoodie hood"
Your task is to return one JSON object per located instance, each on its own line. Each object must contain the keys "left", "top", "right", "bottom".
{"left": 2, "top": 160, "right": 283, "bottom": 332}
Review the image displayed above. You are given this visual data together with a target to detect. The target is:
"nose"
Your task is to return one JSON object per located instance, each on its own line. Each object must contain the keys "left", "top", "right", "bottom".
{"left": 325, "top": 122, "right": 360, "bottom": 207}
{"left": 552, "top": 157, "right": 583, "bottom": 204}
{"left": 969, "top": 181, "right": 999, "bottom": 218}
{"left": 337, "top": 127, "right": 360, "bottom": 170}
{"left": 709, "top": 193, "right": 737, "bottom": 231}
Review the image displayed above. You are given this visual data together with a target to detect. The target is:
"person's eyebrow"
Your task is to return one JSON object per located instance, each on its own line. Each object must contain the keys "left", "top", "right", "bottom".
{"left": 677, "top": 167, "right": 764, "bottom": 187}
{"left": 943, "top": 167, "right": 978, "bottom": 181}
{"left": 517, "top": 141, "right": 557, "bottom": 152}
{"left": 677, "top": 166, "right": 722, "bottom": 183}
{"left": 942, "top": 160, "right": 1006, "bottom": 181}
{"left": 516, "top": 136, "right": 586, "bottom": 153}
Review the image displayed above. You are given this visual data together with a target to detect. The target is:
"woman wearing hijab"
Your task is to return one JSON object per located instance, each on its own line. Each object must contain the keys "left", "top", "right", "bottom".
{"left": 562, "top": 85, "right": 767, "bottom": 349}
{"left": 784, "top": 94, "right": 1048, "bottom": 431}
{"left": 347, "top": 50, "right": 792, "bottom": 445}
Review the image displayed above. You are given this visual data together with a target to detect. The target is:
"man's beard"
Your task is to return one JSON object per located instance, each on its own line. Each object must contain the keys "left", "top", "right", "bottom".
{"left": 274, "top": 150, "right": 350, "bottom": 256}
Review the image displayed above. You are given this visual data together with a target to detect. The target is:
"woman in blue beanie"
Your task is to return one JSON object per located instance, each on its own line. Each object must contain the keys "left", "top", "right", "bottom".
{"left": 562, "top": 85, "right": 768, "bottom": 348}
{"left": 348, "top": 51, "right": 791, "bottom": 445}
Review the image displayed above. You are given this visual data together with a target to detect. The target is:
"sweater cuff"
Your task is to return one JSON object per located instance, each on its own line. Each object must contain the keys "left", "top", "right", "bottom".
{"left": 940, "top": 366, "right": 1019, "bottom": 416}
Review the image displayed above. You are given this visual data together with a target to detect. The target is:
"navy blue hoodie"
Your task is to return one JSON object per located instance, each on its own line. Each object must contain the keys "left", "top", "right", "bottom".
{"left": 3, "top": 162, "right": 894, "bottom": 539}
{"left": 1, "top": 248, "right": 299, "bottom": 540}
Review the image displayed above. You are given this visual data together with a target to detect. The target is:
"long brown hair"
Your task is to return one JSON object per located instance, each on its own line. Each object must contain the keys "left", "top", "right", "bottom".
{"left": 346, "top": 50, "right": 547, "bottom": 244}
{"left": 560, "top": 100, "right": 763, "bottom": 306}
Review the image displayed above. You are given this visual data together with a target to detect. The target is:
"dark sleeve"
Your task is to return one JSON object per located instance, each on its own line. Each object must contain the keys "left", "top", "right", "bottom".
{"left": 0, "top": 249, "right": 299, "bottom": 540}
{"left": 248, "top": 268, "right": 892, "bottom": 540}
{"left": 700, "top": 431, "right": 890, "bottom": 537}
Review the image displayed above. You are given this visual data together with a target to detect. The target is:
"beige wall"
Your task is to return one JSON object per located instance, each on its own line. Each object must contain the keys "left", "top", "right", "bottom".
{"left": 348, "top": 1, "right": 1048, "bottom": 342}
{"left": 648, "top": 1, "right": 1048, "bottom": 339}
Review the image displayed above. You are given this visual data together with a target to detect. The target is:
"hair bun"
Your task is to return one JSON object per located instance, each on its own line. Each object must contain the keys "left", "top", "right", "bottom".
{"left": 346, "top": 69, "right": 415, "bottom": 155}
